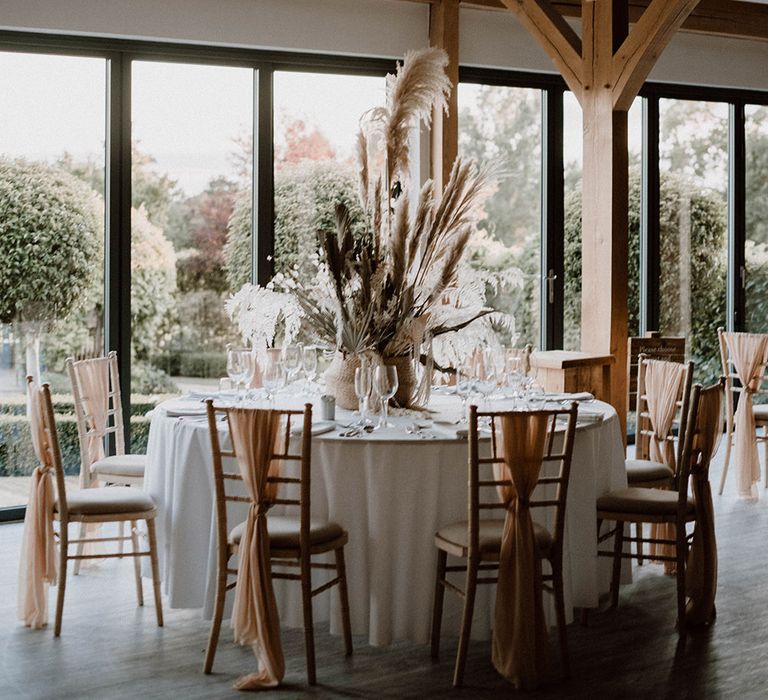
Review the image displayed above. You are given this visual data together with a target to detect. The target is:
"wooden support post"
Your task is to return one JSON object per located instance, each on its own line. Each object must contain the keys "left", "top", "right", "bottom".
{"left": 429, "top": 0, "right": 460, "bottom": 191}
{"left": 501, "top": 0, "right": 700, "bottom": 436}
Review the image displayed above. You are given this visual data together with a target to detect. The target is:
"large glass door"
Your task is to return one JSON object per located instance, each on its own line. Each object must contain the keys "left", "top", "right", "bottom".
{"left": 0, "top": 51, "right": 106, "bottom": 512}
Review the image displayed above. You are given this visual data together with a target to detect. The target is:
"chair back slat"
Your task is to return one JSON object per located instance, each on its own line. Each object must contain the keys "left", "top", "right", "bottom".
{"left": 634, "top": 354, "right": 694, "bottom": 471}
{"left": 469, "top": 403, "right": 578, "bottom": 562}
{"left": 206, "top": 401, "right": 312, "bottom": 566}
{"left": 627, "top": 333, "right": 686, "bottom": 415}
{"left": 67, "top": 352, "right": 127, "bottom": 483}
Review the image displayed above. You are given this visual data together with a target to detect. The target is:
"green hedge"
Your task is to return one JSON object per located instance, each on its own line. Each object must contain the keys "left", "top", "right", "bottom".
{"left": 0, "top": 394, "right": 170, "bottom": 417}
{"left": 0, "top": 414, "right": 151, "bottom": 478}
{"left": 151, "top": 351, "right": 227, "bottom": 378}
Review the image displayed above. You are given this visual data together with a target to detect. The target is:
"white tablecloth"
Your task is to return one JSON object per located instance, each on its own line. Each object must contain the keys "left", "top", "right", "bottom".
{"left": 144, "top": 394, "right": 628, "bottom": 646}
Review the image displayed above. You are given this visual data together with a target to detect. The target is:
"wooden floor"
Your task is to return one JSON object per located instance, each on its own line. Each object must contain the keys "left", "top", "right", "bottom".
{"left": 2, "top": 446, "right": 768, "bottom": 699}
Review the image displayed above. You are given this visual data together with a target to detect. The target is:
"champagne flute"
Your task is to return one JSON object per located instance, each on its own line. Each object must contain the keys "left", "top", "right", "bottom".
{"left": 226, "top": 346, "right": 247, "bottom": 403}
{"left": 262, "top": 355, "right": 283, "bottom": 404}
{"left": 282, "top": 344, "right": 301, "bottom": 390}
{"left": 302, "top": 346, "right": 318, "bottom": 395}
{"left": 354, "top": 365, "right": 372, "bottom": 427}
{"left": 374, "top": 365, "right": 399, "bottom": 429}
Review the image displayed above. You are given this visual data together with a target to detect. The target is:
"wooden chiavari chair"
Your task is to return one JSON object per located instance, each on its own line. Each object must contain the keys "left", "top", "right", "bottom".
{"left": 203, "top": 401, "right": 352, "bottom": 684}
{"left": 68, "top": 352, "right": 146, "bottom": 569}
{"left": 626, "top": 355, "right": 693, "bottom": 563}
{"left": 31, "top": 378, "right": 162, "bottom": 636}
{"left": 597, "top": 381, "right": 722, "bottom": 633}
{"left": 430, "top": 403, "right": 578, "bottom": 687}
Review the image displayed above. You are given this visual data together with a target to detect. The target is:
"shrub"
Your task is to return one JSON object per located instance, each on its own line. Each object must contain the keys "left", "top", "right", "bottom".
{"left": 151, "top": 351, "right": 227, "bottom": 379}
{"left": 224, "top": 160, "right": 365, "bottom": 289}
{"left": 563, "top": 171, "right": 726, "bottom": 384}
{"left": 0, "top": 413, "right": 152, "bottom": 477}
{"left": 0, "top": 158, "right": 101, "bottom": 325}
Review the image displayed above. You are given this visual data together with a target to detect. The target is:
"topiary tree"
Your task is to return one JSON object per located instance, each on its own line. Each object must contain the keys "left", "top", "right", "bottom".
{"left": 0, "top": 157, "right": 101, "bottom": 380}
{"left": 131, "top": 205, "right": 177, "bottom": 361}
{"left": 563, "top": 170, "right": 726, "bottom": 384}
{"left": 224, "top": 160, "right": 365, "bottom": 290}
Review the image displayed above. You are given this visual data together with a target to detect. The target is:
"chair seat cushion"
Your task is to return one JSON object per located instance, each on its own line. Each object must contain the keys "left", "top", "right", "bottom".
{"left": 625, "top": 459, "right": 674, "bottom": 484}
{"left": 435, "top": 519, "right": 553, "bottom": 557}
{"left": 57, "top": 486, "right": 156, "bottom": 516}
{"left": 597, "top": 487, "right": 694, "bottom": 517}
{"left": 90, "top": 454, "right": 146, "bottom": 478}
{"left": 228, "top": 515, "right": 345, "bottom": 549}
{"left": 754, "top": 404, "right": 768, "bottom": 420}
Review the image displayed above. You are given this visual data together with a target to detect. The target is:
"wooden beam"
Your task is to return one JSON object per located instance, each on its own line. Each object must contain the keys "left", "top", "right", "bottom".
{"left": 499, "top": 0, "right": 583, "bottom": 95}
{"left": 429, "top": 0, "right": 460, "bottom": 191}
{"left": 406, "top": 0, "right": 768, "bottom": 42}
{"left": 612, "top": 0, "right": 702, "bottom": 111}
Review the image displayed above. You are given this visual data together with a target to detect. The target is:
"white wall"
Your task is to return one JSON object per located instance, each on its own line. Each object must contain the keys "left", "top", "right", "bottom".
{"left": 0, "top": 0, "right": 429, "bottom": 59}
{"left": 1, "top": 0, "right": 767, "bottom": 92}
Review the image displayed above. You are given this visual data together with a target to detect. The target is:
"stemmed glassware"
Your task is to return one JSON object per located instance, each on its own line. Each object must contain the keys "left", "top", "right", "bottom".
{"left": 226, "top": 346, "right": 248, "bottom": 403}
{"left": 354, "top": 365, "right": 372, "bottom": 427}
{"left": 373, "top": 365, "right": 399, "bottom": 429}
{"left": 262, "top": 353, "right": 283, "bottom": 404}
{"left": 282, "top": 344, "right": 301, "bottom": 391}
{"left": 455, "top": 363, "right": 474, "bottom": 422}
{"left": 302, "top": 346, "right": 318, "bottom": 394}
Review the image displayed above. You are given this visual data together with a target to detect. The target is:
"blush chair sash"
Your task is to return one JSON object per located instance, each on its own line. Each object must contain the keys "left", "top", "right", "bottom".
{"left": 227, "top": 408, "right": 285, "bottom": 690}
{"left": 72, "top": 359, "right": 110, "bottom": 478}
{"left": 644, "top": 360, "right": 686, "bottom": 467}
{"left": 18, "top": 380, "right": 57, "bottom": 629}
{"left": 491, "top": 412, "right": 550, "bottom": 690}
{"left": 725, "top": 332, "right": 768, "bottom": 499}
{"left": 685, "top": 383, "right": 723, "bottom": 627}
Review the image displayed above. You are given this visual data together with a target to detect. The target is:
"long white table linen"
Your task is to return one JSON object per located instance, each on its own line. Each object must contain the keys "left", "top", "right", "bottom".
{"left": 144, "top": 394, "right": 628, "bottom": 646}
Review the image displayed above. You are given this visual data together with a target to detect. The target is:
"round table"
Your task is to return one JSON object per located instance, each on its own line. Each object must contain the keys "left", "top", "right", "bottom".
{"left": 143, "top": 392, "right": 628, "bottom": 646}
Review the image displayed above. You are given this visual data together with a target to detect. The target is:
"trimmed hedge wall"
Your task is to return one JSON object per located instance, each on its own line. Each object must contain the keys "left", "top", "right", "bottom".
{"left": 0, "top": 394, "right": 173, "bottom": 477}
{"left": 150, "top": 351, "right": 227, "bottom": 379}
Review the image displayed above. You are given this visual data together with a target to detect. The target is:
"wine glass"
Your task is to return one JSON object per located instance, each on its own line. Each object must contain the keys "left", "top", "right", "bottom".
{"left": 240, "top": 349, "right": 257, "bottom": 403}
{"left": 262, "top": 355, "right": 283, "bottom": 404}
{"left": 374, "top": 365, "right": 399, "bottom": 429}
{"left": 302, "top": 346, "right": 318, "bottom": 394}
{"left": 282, "top": 344, "right": 301, "bottom": 390}
{"left": 354, "top": 365, "right": 372, "bottom": 427}
{"left": 226, "top": 346, "right": 247, "bottom": 402}
{"left": 455, "top": 363, "right": 474, "bottom": 422}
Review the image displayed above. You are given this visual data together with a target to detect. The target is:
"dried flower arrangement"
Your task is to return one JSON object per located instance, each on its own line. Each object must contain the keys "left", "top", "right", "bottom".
{"left": 225, "top": 48, "right": 519, "bottom": 407}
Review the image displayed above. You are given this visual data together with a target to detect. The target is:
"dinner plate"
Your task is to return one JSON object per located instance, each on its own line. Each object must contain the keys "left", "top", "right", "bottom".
{"left": 163, "top": 401, "right": 208, "bottom": 418}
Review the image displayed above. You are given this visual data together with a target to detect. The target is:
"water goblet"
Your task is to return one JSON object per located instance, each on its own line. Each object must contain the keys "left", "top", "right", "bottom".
{"left": 226, "top": 346, "right": 247, "bottom": 403}
{"left": 455, "top": 364, "right": 474, "bottom": 423}
{"left": 282, "top": 344, "right": 302, "bottom": 391}
{"left": 262, "top": 356, "right": 283, "bottom": 405}
{"left": 354, "top": 365, "right": 372, "bottom": 427}
{"left": 302, "top": 346, "right": 318, "bottom": 395}
{"left": 374, "top": 365, "right": 399, "bottom": 429}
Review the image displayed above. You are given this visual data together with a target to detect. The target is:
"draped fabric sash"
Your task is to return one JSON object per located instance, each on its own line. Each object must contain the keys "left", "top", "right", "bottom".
{"left": 227, "top": 409, "right": 285, "bottom": 691}
{"left": 73, "top": 359, "right": 110, "bottom": 478}
{"left": 685, "top": 385, "right": 723, "bottom": 627}
{"left": 644, "top": 360, "right": 686, "bottom": 568}
{"left": 725, "top": 332, "right": 768, "bottom": 499}
{"left": 645, "top": 360, "right": 686, "bottom": 466}
{"left": 18, "top": 381, "right": 57, "bottom": 629}
{"left": 491, "top": 412, "right": 550, "bottom": 690}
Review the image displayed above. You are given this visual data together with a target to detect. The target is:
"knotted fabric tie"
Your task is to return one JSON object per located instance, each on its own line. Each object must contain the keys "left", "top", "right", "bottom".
{"left": 227, "top": 408, "right": 285, "bottom": 691}
{"left": 18, "top": 382, "right": 57, "bottom": 629}
{"left": 491, "top": 412, "right": 550, "bottom": 690}
{"left": 725, "top": 332, "right": 768, "bottom": 499}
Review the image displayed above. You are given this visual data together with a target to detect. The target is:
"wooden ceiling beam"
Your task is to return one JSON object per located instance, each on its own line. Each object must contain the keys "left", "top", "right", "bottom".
{"left": 611, "top": 0, "right": 702, "bottom": 110}
{"left": 499, "top": 0, "right": 583, "bottom": 94}
{"left": 403, "top": 0, "right": 768, "bottom": 42}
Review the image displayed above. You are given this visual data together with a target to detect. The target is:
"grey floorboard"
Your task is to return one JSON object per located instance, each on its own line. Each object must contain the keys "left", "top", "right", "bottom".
{"left": 1, "top": 444, "right": 767, "bottom": 699}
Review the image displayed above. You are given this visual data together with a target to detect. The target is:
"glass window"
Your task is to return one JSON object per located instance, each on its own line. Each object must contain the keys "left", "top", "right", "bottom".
{"left": 272, "top": 71, "right": 386, "bottom": 283}
{"left": 0, "top": 51, "right": 106, "bottom": 507}
{"left": 458, "top": 82, "right": 542, "bottom": 348}
{"left": 659, "top": 99, "right": 728, "bottom": 384}
{"left": 744, "top": 104, "right": 768, "bottom": 332}
{"left": 562, "top": 94, "right": 641, "bottom": 351}
{"left": 131, "top": 61, "right": 254, "bottom": 450}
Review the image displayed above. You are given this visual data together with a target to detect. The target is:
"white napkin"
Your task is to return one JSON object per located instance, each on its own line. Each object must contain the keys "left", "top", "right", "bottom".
{"left": 163, "top": 400, "right": 208, "bottom": 418}
{"left": 291, "top": 420, "right": 336, "bottom": 437}
{"left": 545, "top": 391, "right": 595, "bottom": 402}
